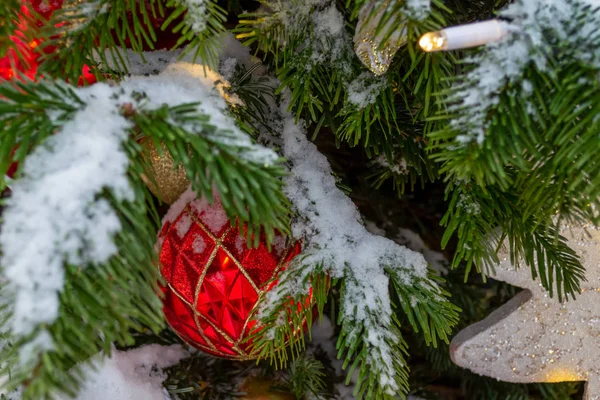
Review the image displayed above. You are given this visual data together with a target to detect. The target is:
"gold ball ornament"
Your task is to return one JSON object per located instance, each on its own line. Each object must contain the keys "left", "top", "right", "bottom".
{"left": 353, "top": 0, "right": 408, "bottom": 75}
{"left": 141, "top": 139, "right": 190, "bottom": 204}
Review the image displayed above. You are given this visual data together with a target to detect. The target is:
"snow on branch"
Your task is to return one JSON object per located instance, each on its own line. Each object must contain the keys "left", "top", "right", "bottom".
{"left": 1, "top": 84, "right": 134, "bottom": 344}
{"left": 346, "top": 72, "right": 387, "bottom": 108}
{"left": 173, "top": 0, "right": 210, "bottom": 34}
{"left": 404, "top": 0, "right": 431, "bottom": 21}
{"left": 258, "top": 97, "right": 433, "bottom": 394}
{"left": 449, "top": 0, "right": 600, "bottom": 145}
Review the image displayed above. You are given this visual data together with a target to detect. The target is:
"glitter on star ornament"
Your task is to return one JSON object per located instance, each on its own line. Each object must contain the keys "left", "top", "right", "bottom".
{"left": 451, "top": 224, "right": 600, "bottom": 400}
{"left": 156, "top": 189, "right": 305, "bottom": 360}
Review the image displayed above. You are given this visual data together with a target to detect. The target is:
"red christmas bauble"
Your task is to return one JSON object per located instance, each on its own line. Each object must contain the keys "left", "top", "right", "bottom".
{"left": 0, "top": 37, "right": 38, "bottom": 81}
{"left": 157, "top": 195, "right": 303, "bottom": 359}
{"left": 0, "top": 0, "right": 96, "bottom": 84}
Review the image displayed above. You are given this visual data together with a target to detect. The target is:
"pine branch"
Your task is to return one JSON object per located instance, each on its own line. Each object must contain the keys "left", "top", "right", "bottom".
{"left": 8, "top": 189, "right": 163, "bottom": 400}
{"left": 440, "top": 182, "right": 586, "bottom": 300}
{"left": 389, "top": 271, "right": 459, "bottom": 348}
{"left": 36, "top": 0, "right": 226, "bottom": 82}
{"left": 249, "top": 261, "right": 458, "bottom": 400}
{"left": 0, "top": 82, "right": 165, "bottom": 400}
{"left": 0, "top": 80, "right": 82, "bottom": 187}
{"left": 337, "top": 74, "right": 397, "bottom": 149}
{"left": 501, "top": 218, "right": 585, "bottom": 301}
{"left": 246, "top": 266, "right": 330, "bottom": 367}
{"left": 348, "top": 0, "right": 451, "bottom": 47}
{"left": 35, "top": 0, "right": 117, "bottom": 82}
{"left": 286, "top": 355, "right": 327, "bottom": 399}
{"left": 225, "top": 62, "right": 276, "bottom": 136}
{"left": 429, "top": 1, "right": 600, "bottom": 196}
{"left": 236, "top": 0, "right": 356, "bottom": 132}
{"left": 366, "top": 141, "right": 438, "bottom": 197}
{"left": 0, "top": 0, "right": 30, "bottom": 59}
{"left": 163, "top": 0, "right": 227, "bottom": 69}
{"left": 164, "top": 353, "right": 247, "bottom": 399}
{"left": 440, "top": 182, "right": 499, "bottom": 278}
{"left": 335, "top": 297, "right": 409, "bottom": 400}
{"left": 235, "top": 0, "right": 314, "bottom": 62}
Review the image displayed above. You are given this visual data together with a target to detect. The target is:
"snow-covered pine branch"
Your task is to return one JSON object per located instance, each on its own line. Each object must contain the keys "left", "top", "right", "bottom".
{"left": 1, "top": 83, "right": 135, "bottom": 360}
{"left": 254, "top": 92, "right": 455, "bottom": 396}
{"left": 447, "top": 0, "right": 600, "bottom": 145}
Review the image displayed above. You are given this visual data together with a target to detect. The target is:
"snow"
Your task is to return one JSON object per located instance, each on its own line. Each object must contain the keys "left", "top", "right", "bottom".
{"left": 457, "top": 193, "right": 481, "bottom": 215}
{"left": 190, "top": 196, "right": 228, "bottom": 233}
{"left": 346, "top": 73, "right": 386, "bottom": 107}
{"left": 99, "top": 48, "right": 181, "bottom": 76}
{"left": 309, "top": 4, "right": 354, "bottom": 76}
{"left": 395, "top": 228, "right": 448, "bottom": 275}
{"left": 220, "top": 57, "right": 238, "bottom": 81}
{"left": 123, "top": 63, "right": 279, "bottom": 165}
{"left": 98, "top": 32, "right": 257, "bottom": 79}
{"left": 405, "top": 0, "right": 431, "bottom": 20}
{"left": 374, "top": 154, "right": 408, "bottom": 175}
{"left": 214, "top": 33, "right": 256, "bottom": 69}
{"left": 263, "top": 0, "right": 353, "bottom": 76}
{"left": 234, "top": 235, "right": 245, "bottom": 254}
{"left": 162, "top": 187, "right": 198, "bottom": 227}
{"left": 178, "top": 0, "right": 208, "bottom": 34}
{"left": 308, "top": 317, "right": 428, "bottom": 399}
{"left": 450, "top": 0, "right": 600, "bottom": 144}
{"left": 313, "top": 5, "right": 344, "bottom": 37}
{"left": 192, "top": 236, "right": 207, "bottom": 253}
{"left": 57, "top": 345, "right": 188, "bottom": 400}
{"left": 366, "top": 220, "right": 449, "bottom": 275}
{"left": 271, "top": 235, "right": 287, "bottom": 255}
{"left": 175, "top": 214, "right": 193, "bottom": 238}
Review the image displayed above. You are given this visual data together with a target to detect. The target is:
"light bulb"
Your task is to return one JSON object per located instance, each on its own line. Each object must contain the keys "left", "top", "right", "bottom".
{"left": 419, "top": 31, "right": 447, "bottom": 52}
{"left": 419, "top": 20, "right": 509, "bottom": 52}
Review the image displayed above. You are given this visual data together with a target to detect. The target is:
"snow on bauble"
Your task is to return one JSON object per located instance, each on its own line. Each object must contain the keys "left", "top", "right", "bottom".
{"left": 156, "top": 189, "right": 305, "bottom": 359}
{"left": 451, "top": 224, "right": 600, "bottom": 400}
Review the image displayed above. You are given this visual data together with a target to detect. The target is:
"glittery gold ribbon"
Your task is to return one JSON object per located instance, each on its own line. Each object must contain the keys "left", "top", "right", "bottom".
{"left": 141, "top": 139, "right": 190, "bottom": 204}
{"left": 354, "top": 0, "right": 408, "bottom": 75}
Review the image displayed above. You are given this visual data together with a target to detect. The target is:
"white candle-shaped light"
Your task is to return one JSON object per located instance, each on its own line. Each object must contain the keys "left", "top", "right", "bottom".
{"left": 419, "top": 19, "right": 510, "bottom": 52}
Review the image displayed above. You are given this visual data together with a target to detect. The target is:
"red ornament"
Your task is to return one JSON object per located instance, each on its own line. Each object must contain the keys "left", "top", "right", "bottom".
{"left": 157, "top": 195, "right": 303, "bottom": 359}
{"left": 0, "top": 0, "right": 96, "bottom": 84}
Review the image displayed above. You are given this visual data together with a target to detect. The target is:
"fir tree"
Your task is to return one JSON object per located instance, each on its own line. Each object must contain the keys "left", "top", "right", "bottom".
{"left": 0, "top": 0, "right": 597, "bottom": 399}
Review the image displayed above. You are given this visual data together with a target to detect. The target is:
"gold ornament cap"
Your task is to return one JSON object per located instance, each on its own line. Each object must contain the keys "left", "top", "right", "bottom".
{"left": 354, "top": 0, "right": 408, "bottom": 75}
{"left": 141, "top": 139, "right": 190, "bottom": 204}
